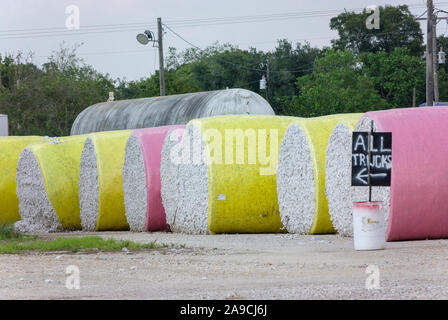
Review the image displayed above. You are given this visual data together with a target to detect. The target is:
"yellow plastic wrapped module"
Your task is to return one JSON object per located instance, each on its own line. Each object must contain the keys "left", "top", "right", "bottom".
{"left": 0, "top": 136, "right": 42, "bottom": 224}
{"left": 306, "top": 114, "right": 363, "bottom": 234}
{"left": 336, "top": 115, "right": 362, "bottom": 132}
{"left": 26, "top": 135, "right": 88, "bottom": 230}
{"left": 81, "top": 130, "right": 131, "bottom": 231}
{"left": 184, "top": 115, "right": 296, "bottom": 234}
{"left": 279, "top": 113, "right": 362, "bottom": 235}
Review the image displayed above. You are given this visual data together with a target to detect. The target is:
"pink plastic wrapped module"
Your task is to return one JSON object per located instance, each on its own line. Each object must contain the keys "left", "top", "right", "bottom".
{"left": 124, "top": 125, "right": 185, "bottom": 232}
{"left": 362, "top": 107, "right": 448, "bottom": 241}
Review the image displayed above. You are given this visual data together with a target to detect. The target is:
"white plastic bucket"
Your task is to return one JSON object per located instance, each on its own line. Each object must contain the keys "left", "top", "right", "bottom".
{"left": 353, "top": 201, "right": 385, "bottom": 251}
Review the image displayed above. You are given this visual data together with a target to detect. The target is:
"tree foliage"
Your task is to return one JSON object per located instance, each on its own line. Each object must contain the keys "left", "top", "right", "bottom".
{"left": 0, "top": 4, "right": 436, "bottom": 136}
{"left": 0, "top": 45, "right": 115, "bottom": 136}
{"left": 359, "top": 48, "right": 425, "bottom": 107}
{"left": 293, "top": 50, "right": 388, "bottom": 117}
{"left": 330, "top": 5, "right": 424, "bottom": 57}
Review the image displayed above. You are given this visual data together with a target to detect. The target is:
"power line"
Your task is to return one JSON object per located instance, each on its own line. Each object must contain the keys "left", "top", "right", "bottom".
{"left": 163, "top": 21, "right": 429, "bottom": 74}
{"left": 2, "top": 2, "right": 445, "bottom": 73}
{"left": 0, "top": 3, "right": 442, "bottom": 40}
{"left": 33, "top": 48, "right": 149, "bottom": 60}
{"left": 0, "top": 13, "right": 335, "bottom": 39}
{"left": 163, "top": 23, "right": 317, "bottom": 74}
{"left": 0, "top": 26, "right": 155, "bottom": 40}
{"left": 163, "top": 24, "right": 201, "bottom": 50}
{"left": 0, "top": 10, "right": 353, "bottom": 36}
{"left": 0, "top": 22, "right": 156, "bottom": 35}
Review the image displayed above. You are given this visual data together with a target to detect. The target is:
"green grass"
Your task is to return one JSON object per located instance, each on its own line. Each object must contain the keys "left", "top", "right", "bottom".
{"left": 0, "top": 224, "right": 180, "bottom": 254}
{"left": 0, "top": 224, "right": 35, "bottom": 241}
{"left": 0, "top": 236, "right": 164, "bottom": 254}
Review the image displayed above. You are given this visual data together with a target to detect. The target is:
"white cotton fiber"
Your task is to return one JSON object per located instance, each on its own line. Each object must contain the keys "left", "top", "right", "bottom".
{"left": 122, "top": 134, "right": 147, "bottom": 231}
{"left": 79, "top": 137, "right": 99, "bottom": 231}
{"left": 15, "top": 148, "right": 63, "bottom": 233}
{"left": 277, "top": 124, "right": 315, "bottom": 234}
{"left": 325, "top": 122, "right": 355, "bottom": 236}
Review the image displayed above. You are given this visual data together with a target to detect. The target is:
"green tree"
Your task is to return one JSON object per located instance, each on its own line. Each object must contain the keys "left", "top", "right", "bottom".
{"left": 0, "top": 45, "right": 116, "bottom": 136}
{"left": 116, "top": 69, "right": 200, "bottom": 100}
{"left": 330, "top": 5, "right": 424, "bottom": 56}
{"left": 266, "top": 40, "right": 324, "bottom": 113}
{"left": 360, "top": 48, "right": 425, "bottom": 107}
{"left": 177, "top": 43, "right": 267, "bottom": 93}
{"left": 162, "top": 41, "right": 323, "bottom": 114}
{"left": 293, "top": 50, "right": 388, "bottom": 117}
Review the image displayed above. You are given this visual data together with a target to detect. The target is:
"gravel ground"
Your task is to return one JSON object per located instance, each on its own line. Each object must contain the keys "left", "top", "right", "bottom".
{"left": 1, "top": 232, "right": 448, "bottom": 300}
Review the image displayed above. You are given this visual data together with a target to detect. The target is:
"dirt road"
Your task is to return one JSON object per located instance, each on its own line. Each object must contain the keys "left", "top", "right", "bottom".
{"left": 1, "top": 232, "right": 448, "bottom": 299}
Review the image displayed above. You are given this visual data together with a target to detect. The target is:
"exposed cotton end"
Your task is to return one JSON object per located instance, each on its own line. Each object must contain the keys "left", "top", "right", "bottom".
{"left": 15, "top": 148, "right": 63, "bottom": 233}
{"left": 79, "top": 137, "right": 99, "bottom": 231}
{"left": 351, "top": 116, "right": 390, "bottom": 223}
{"left": 161, "top": 125, "right": 209, "bottom": 234}
{"left": 277, "top": 124, "right": 315, "bottom": 234}
{"left": 176, "top": 125, "right": 209, "bottom": 234}
{"left": 160, "top": 129, "right": 183, "bottom": 231}
{"left": 177, "top": 125, "right": 209, "bottom": 234}
{"left": 122, "top": 134, "right": 147, "bottom": 231}
{"left": 325, "top": 122, "right": 354, "bottom": 236}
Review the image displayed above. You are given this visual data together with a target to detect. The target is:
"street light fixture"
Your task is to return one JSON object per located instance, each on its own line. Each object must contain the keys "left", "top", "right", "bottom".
{"left": 136, "top": 18, "right": 165, "bottom": 96}
{"left": 136, "top": 30, "right": 155, "bottom": 46}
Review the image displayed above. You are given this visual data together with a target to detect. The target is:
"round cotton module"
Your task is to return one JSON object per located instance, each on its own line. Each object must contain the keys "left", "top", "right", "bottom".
{"left": 168, "top": 115, "right": 296, "bottom": 234}
{"left": 160, "top": 127, "right": 186, "bottom": 232}
{"left": 123, "top": 125, "right": 185, "bottom": 232}
{"left": 277, "top": 114, "right": 362, "bottom": 235}
{"left": 15, "top": 135, "right": 87, "bottom": 233}
{"left": 161, "top": 124, "right": 208, "bottom": 234}
{"left": 79, "top": 130, "right": 131, "bottom": 231}
{"left": 0, "top": 136, "right": 42, "bottom": 225}
{"left": 325, "top": 118, "right": 362, "bottom": 237}
{"left": 351, "top": 107, "right": 448, "bottom": 241}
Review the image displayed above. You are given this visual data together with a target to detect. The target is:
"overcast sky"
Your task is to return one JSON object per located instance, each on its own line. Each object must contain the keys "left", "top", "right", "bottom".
{"left": 0, "top": 0, "right": 446, "bottom": 81}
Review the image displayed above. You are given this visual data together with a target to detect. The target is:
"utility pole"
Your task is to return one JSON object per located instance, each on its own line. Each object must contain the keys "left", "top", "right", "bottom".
{"left": 416, "top": 2, "right": 448, "bottom": 105}
{"left": 412, "top": 87, "right": 416, "bottom": 107}
{"left": 157, "top": 17, "right": 165, "bottom": 96}
{"left": 427, "top": 0, "right": 434, "bottom": 106}
{"left": 266, "top": 58, "right": 270, "bottom": 103}
{"left": 433, "top": 13, "right": 439, "bottom": 103}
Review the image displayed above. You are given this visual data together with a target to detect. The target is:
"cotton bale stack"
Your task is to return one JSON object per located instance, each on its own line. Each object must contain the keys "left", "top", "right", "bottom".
{"left": 351, "top": 107, "right": 448, "bottom": 241}
{"left": 79, "top": 130, "right": 131, "bottom": 231}
{"left": 15, "top": 135, "right": 87, "bottom": 232}
{"left": 276, "top": 114, "right": 362, "bottom": 234}
{"left": 161, "top": 115, "right": 295, "bottom": 234}
{"left": 122, "top": 125, "right": 185, "bottom": 232}
{"left": 0, "top": 136, "right": 42, "bottom": 225}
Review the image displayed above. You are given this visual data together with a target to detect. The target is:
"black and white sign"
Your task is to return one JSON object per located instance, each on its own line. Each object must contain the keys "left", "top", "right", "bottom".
{"left": 351, "top": 132, "right": 392, "bottom": 187}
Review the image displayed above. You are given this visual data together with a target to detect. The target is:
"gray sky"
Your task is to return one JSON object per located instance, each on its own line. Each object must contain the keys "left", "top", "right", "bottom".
{"left": 0, "top": 0, "right": 445, "bottom": 81}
